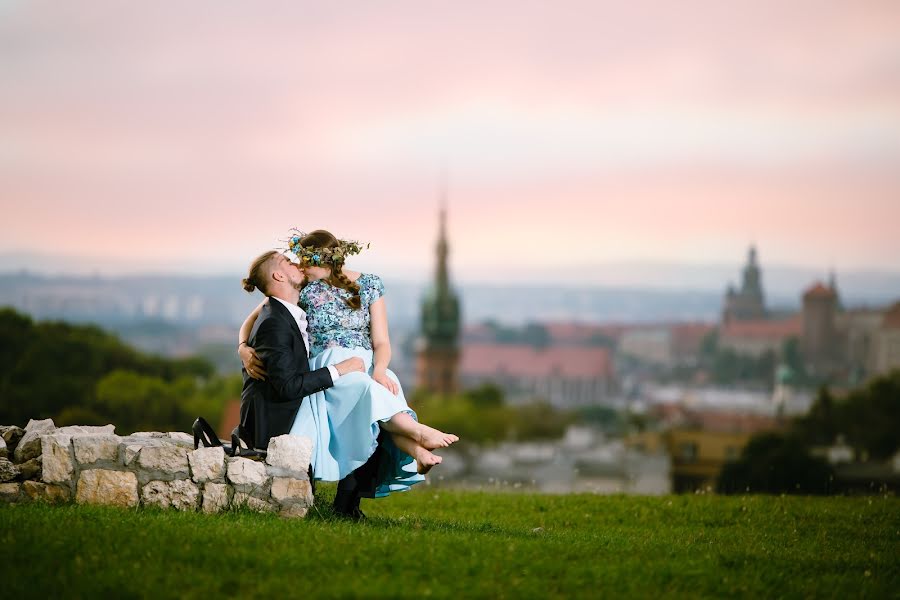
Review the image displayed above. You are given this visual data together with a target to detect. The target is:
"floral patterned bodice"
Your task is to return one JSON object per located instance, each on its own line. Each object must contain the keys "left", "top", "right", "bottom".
{"left": 299, "top": 273, "right": 385, "bottom": 356}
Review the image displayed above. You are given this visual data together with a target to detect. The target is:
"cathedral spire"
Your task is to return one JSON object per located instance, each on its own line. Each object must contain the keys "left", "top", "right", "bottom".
{"left": 436, "top": 183, "right": 449, "bottom": 293}
{"left": 417, "top": 184, "right": 461, "bottom": 395}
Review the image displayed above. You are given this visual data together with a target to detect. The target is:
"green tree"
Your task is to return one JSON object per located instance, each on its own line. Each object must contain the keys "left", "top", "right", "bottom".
{"left": 717, "top": 432, "right": 834, "bottom": 495}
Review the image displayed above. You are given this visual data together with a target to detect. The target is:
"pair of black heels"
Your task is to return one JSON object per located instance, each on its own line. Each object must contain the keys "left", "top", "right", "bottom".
{"left": 191, "top": 417, "right": 267, "bottom": 460}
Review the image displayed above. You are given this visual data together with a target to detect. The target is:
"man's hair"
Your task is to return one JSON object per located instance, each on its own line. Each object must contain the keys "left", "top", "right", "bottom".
{"left": 242, "top": 251, "right": 280, "bottom": 295}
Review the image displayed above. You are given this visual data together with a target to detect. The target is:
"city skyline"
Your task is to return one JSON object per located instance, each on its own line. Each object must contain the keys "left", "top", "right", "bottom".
{"left": 2, "top": 2, "right": 900, "bottom": 274}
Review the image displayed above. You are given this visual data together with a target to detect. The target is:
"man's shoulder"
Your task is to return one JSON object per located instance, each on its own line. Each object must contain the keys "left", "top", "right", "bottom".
{"left": 253, "top": 302, "right": 289, "bottom": 334}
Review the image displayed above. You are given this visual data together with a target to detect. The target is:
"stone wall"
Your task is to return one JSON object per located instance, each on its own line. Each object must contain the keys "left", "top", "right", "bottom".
{"left": 0, "top": 419, "right": 313, "bottom": 518}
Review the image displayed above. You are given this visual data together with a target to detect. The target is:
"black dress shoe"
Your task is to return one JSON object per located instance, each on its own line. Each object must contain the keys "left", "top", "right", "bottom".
{"left": 333, "top": 506, "right": 366, "bottom": 522}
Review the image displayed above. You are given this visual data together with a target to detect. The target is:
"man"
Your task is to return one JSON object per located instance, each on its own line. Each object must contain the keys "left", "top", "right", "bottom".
{"left": 239, "top": 250, "right": 371, "bottom": 518}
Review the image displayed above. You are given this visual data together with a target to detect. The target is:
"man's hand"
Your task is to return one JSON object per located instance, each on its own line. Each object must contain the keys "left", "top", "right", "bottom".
{"left": 239, "top": 345, "right": 267, "bottom": 381}
{"left": 334, "top": 357, "right": 365, "bottom": 376}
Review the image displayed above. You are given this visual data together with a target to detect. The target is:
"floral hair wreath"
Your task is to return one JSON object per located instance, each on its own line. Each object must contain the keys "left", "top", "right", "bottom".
{"left": 285, "top": 229, "right": 370, "bottom": 267}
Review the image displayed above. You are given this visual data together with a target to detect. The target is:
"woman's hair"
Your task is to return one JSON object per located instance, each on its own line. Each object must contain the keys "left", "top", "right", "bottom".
{"left": 242, "top": 250, "right": 280, "bottom": 294}
{"left": 300, "top": 230, "right": 362, "bottom": 309}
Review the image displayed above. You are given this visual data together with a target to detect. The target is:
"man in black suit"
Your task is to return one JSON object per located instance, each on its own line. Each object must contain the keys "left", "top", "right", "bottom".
{"left": 239, "top": 250, "right": 370, "bottom": 518}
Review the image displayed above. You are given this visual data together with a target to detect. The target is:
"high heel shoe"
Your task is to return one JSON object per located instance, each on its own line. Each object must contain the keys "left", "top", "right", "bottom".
{"left": 191, "top": 417, "right": 233, "bottom": 455}
{"left": 230, "top": 425, "right": 267, "bottom": 461}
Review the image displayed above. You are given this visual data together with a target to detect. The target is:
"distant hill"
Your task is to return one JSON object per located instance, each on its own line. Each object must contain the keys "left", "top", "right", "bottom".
{"left": 1, "top": 264, "right": 898, "bottom": 331}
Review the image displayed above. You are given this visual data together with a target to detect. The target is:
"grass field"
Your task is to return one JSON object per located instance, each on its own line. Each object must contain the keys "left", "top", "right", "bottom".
{"left": 1, "top": 486, "right": 898, "bottom": 599}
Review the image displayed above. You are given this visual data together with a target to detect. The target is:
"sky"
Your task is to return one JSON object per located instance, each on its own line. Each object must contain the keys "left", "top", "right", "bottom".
{"left": 1, "top": 1, "right": 899, "bottom": 281}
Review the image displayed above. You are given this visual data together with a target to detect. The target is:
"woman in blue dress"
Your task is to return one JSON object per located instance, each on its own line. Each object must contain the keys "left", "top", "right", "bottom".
{"left": 238, "top": 230, "right": 457, "bottom": 496}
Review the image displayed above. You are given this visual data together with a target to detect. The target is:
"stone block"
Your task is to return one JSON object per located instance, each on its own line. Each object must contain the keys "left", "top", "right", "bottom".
{"left": 130, "top": 431, "right": 168, "bottom": 438}
{"left": 41, "top": 434, "right": 74, "bottom": 484}
{"left": 22, "top": 481, "right": 69, "bottom": 503}
{"left": 226, "top": 457, "right": 268, "bottom": 487}
{"left": 73, "top": 435, "right": 121, "bottom": 465}
{"left": 137, "top": 444, "right": 190, "bottom": 476}
{"left": 76, "top": 469, "right": 139, "bottom": 507}
{"left": 232, "top": 492, "right": 276, "bottom": 513}
{"left": 0, "top": 437, "right": 6, "bottom": 460}
{"left": 167, "top": 431, "right": 194, "bottom": 446}
{"left": 56, "top": 424, "right": 115, "bottom": 436}
{"left": 14, "top": 418, "right": 55, "bottom": 463}
{"left": 123, "top": 445, "right": 142, "bottom": 466}
{"left": 0, "top": 458, "right": 20, "bottom": 483}
{"left": 0, "top": 482, "right": 20, "bottom": 502}
{"left": 201, "top": 482, "right": 232, "bottom": 513}
{"left": 18, "top": 456, "right": 41, "bottom": 480}
{"left": 141, "top": 479, "right": 200, "bottom": 511}
{"left": 0, "top": 426, "right": 25, "bottom": 453}
{"left": 189, "top": 447, "right": 225, "bottom": 483}
{"left": 280, "top": 504, "right": 309, "bottom": 519}
{"left": 266, "top": 435, "right": 312, "bottom": 477}
{"left": 271, "top": 477, "right": 313, "bottom": 508}
{"left": 25, "top": 418, "right": 56, "bottom": 432}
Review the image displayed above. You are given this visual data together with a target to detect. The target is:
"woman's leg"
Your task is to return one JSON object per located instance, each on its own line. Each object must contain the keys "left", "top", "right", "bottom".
{"left": 389, "top": 432, "right": 442, "bottom": 475}
{"left": 379, "top": 411, "right": 459, "bottom": 450}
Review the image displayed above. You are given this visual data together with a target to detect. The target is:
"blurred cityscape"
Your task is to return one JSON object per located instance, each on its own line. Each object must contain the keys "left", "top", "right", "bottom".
{"left": 2, "top": 208, "right": 899, "bottom": 495}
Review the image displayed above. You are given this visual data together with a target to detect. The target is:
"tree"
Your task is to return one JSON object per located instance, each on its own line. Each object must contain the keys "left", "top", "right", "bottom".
{"left": 717, "top": 432, "right": 834, "bottom": 495}
{"left": 0, "top": 307, "right": 226, "bottom": 431}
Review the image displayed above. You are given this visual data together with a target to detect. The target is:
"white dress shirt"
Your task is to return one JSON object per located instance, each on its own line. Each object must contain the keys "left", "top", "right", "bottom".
{"left": 270, "top": 296, "right": 340, "bottom": 383}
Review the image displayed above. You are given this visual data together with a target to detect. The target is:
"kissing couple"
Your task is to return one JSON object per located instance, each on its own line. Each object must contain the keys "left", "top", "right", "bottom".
{"left": 236, "top": 229, "right": 458, "bottom": 519}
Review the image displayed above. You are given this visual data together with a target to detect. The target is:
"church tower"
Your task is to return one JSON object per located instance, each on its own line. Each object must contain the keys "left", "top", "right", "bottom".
{"left": 416, "top": 200, "right": 461, "bottom": 395}
{"left": 722, "top": 245, "right": 767, "bottom": 323}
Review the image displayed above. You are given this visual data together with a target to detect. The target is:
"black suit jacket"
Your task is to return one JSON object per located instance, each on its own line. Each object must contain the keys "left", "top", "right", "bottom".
{"left": 239, "top": 297, "right": 334, "bottom": 450}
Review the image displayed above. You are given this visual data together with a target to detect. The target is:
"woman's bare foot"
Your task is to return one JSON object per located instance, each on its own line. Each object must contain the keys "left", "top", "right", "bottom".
{"left": 413, "top": 446, "right": 443, "bottom": 475}
{"left": 417, "top": 425, "right": 459, "bottom": 450}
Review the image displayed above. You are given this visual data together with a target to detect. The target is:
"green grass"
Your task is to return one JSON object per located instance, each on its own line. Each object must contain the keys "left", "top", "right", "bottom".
{"left": 1, "top": 486, "right": 898, "bottom": 599}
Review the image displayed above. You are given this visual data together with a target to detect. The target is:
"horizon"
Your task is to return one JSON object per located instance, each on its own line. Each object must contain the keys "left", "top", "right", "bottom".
{"left": 3, "top": 250, "right": 900, "bottom": 304}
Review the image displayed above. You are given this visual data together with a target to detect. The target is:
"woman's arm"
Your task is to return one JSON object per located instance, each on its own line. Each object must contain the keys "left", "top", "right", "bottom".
{"left": 369, "top": 296, "right": 398, "bottom": 394}
{"left": 238, "top": 300, "right": 267, "bottom": 379}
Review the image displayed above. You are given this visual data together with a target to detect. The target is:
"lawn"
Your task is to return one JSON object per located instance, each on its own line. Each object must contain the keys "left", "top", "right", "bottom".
{"left": 1, "top": 486, "right": 898, "bottom": 598}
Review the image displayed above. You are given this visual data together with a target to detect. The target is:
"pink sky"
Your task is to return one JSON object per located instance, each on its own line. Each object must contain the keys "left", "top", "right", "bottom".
{"left": 1, "top": 1, "right": 899, "bottom": 277}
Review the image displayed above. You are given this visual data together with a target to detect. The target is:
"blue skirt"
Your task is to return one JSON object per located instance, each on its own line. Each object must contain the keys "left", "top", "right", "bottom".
{"left": 289, "top": 346, "right": 425, "bottom": 497}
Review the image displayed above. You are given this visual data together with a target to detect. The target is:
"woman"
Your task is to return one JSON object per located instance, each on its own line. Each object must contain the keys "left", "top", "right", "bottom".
{"left": 239, "top": 230, "right": 457, "bottom": 497}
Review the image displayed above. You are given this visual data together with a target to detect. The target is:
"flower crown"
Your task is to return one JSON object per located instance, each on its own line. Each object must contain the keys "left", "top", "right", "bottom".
{"left": 285, "top": 229, "right": 369, "bottom": 267}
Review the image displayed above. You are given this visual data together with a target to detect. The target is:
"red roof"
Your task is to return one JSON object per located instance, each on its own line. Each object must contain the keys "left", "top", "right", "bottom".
{"left": 544, "top": 322, "right": 629, "bottom": 344}
{"left": 720, "top": 316, "right": 801, "bottom": 340}
{"left": 671, "top": 323, "right": 716, "bottom": 353}
{"left": 690, "top": 411, "right": 779, "bottom": 434}
{"left": 460, "top": 343, "right": 613, "bottom": 379}
{"left": 652, "top": 403, "right": 779, "bottom": 434}
{"left": 803, "top": 281, "right": 837, "bottom": 299}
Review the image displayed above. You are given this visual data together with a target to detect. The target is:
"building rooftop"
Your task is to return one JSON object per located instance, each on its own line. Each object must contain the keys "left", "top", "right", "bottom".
{"left": 460, "top": 343, "right": 613, "bottom": 378}
{"left": 720, "top": 315, "right": 802, "bottom": 340}
{"left": 803, "top": 281, "right": 837, "bottom": 299}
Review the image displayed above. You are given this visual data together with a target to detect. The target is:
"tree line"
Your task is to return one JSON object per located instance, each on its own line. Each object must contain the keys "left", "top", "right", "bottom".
{"left": 0, "top": 307, "right": 237, "bottom": 433}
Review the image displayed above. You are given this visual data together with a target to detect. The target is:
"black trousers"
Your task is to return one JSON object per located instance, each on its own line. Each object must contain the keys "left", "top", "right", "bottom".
{"left": 333, "top": 430, "right": 386, "bottom": 510}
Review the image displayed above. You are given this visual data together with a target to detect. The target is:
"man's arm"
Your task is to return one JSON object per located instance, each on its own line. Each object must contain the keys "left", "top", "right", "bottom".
{"left": 253, "top": 318, "right": 334, "bottom": 402}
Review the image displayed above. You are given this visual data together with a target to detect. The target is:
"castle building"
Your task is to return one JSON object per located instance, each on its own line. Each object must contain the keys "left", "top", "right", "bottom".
{"left": 717, "top": 246, "right": 800, "bottom": 357}
{"left": 722, "top": 246, "right": 766, "bottom": 323}
{"left": 801, "top": 281, "right": 840, "bottom": 375}
{"left": 416, "top": 206, "right": 461, "bottom": 395}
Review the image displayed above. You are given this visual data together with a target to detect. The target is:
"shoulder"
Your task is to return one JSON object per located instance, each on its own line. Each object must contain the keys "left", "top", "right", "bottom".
{"left": 255, "top": 309, "right": 291, "bottom": 339}
{"left": 358, "top": 273, "right": 383, "bottom": 288}
{"left": 359, "top": 273, "right": 385, "bottom": 296}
